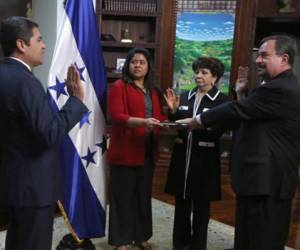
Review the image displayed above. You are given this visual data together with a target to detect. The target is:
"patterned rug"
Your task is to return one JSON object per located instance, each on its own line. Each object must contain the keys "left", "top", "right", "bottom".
{"left": 0, "top": 199, "right": 294, "bottom": 250}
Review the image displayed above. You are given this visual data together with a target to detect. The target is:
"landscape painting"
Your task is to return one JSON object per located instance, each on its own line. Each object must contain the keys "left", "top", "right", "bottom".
{"left": 173, "top": 12, "right": 235, "bottom": 94}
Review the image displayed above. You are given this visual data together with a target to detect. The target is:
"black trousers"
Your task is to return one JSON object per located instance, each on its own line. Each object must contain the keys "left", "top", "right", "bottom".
{"left": 234, "top": 195, "right": 292, "bottom": 250}
{"left": 5, "top": 204, "right": 55, "bottom": 250}
{"left": 173, "top": 197, "right": 210, "bottom": 250}
{"left": 108, "top": 162, "right": 154, "bottom": 247}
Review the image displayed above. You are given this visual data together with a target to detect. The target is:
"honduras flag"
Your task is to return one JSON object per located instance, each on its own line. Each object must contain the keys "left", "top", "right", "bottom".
{"left": 47, "top": 0, "right": 107, "bottom": 240}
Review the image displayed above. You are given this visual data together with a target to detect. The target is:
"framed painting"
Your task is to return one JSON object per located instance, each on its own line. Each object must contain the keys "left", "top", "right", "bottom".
{"left": 173, "top": 0, "right": 236, "bottom": 94}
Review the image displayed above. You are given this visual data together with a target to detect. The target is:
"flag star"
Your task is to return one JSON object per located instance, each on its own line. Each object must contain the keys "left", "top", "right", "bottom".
{"left": 48, "top": 77, "right": 68, "bottom": 99}
{"left": 96, "top": 135, "right": 107, "bottom": 155}
{"left": 81, "top": 147, "right": 97, "bottom": 168}
{"left": 74, "top": 62, "right": 86, "bottom": 81}
{"left": 80, "top": 111, "right": 92, "bottom": 128}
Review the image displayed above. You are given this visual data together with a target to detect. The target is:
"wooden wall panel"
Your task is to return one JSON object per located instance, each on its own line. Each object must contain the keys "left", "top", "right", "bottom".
{"left": 158, "top": 0, "right": 177, "bottom": 90}
{"left": 230, "top": 0, "right": 257, "bottom": 90}
{"left": 256, "top": 0, "right": 300, "bottom": 17}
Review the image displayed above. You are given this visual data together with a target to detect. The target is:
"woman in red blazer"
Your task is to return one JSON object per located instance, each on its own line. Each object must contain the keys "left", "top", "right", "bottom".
{"left": 108, "top": 48, "right": 166, "bottom": 250}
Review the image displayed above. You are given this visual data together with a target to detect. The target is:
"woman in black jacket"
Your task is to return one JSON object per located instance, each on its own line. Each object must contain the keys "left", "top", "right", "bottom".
{"left": 164, "top": 57, "right": 230, "bottom": 250}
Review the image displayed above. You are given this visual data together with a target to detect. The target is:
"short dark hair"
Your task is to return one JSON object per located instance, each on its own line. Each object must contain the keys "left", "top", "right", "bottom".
{"left": 0, "top": 16, "right": 38, "bottom": 57}
{"left": 122, "top": 47, "right": 154, "bottom": 90}
{"left": 260, "top": 35, "right": 297, "bottom": 66}
{"left": 192, "top": 57, "right": 225, "bottom": 83}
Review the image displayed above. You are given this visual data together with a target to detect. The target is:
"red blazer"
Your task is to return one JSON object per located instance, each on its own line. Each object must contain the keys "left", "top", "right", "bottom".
{"left": 108, "top": 79, "right": 166, "bottom": 166}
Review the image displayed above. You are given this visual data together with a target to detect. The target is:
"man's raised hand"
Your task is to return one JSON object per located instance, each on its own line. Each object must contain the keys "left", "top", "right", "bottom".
{"left": 66, "top": 65, "right": 84, "bottom": 102}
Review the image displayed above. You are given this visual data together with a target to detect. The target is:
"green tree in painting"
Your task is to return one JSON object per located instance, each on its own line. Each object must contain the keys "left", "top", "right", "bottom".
{"left": 174, "top": 38, "right": 233, "bottom": 94}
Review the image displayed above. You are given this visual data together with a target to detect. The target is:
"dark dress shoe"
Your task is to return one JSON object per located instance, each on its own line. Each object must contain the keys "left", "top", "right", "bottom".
{"left": 136, "top": 242, "right": 152, "bottom": 250}
{"left": 173, "top": 246, "right": 190, "bottom": 250}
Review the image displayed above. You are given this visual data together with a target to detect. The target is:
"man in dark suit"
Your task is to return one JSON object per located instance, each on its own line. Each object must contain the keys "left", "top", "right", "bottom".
{"left": 0, "top": 16, "right": 88, "bottom": 250}
{"left": 177, "top": 35, "right": 300, "bottom": 250}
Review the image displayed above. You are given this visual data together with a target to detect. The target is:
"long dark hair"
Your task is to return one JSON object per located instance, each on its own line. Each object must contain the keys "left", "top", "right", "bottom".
{"left": 122, "top": 47, "right": 155, "bottom": 90}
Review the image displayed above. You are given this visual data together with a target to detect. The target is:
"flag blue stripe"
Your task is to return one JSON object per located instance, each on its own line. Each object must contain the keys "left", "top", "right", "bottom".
{"left": 47, "top": 92, "right": 106, "bottom": 238}
{"left": 65, "top": 0, "right": 107, "bottom": 113}
{"left": 48, "top": 0, "right": 107, "bottom": 238}
{"left": 60, "top": 137, "right": 106, "bottom": 238}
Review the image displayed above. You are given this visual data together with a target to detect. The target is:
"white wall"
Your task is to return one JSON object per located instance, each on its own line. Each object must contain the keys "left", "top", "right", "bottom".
{"left": 32, "top": 0, "right": 61, "bottom": 88}
{"left": 32, "top": 0, "right": 96, "bottom": 89}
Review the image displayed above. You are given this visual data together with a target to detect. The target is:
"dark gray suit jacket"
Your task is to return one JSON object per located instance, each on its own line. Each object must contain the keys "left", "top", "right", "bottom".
{"left": 201, "top": 69, "right": 300, "bottom": 198}
{"left": 0, "top": 58, "right": 88, "bottom": 207}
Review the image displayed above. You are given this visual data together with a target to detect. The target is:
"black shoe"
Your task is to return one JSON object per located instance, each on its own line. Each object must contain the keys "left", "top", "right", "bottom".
{"left": 173, "top": 246, "right": 190, "bottom": 250}
{"left": 136, "top": 242, "right": 152, "bottom": 250}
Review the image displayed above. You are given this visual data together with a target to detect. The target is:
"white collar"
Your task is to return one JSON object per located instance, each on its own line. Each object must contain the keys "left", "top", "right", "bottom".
{"left": 260, "top": 80, "right": 266, "bottom": 85}
{"left": 9, "top": 57, "right": 32, "bottom": 71}
{"left": 188, "top": 87, "right": 220, "bottom": 101}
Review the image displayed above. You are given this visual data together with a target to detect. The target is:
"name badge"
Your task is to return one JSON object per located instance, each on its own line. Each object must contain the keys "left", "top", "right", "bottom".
{"left": 178, "top": 105, "right": 189, "bottom": 111}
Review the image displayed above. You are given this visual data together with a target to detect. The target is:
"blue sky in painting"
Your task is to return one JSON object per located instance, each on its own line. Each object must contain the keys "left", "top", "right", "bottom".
{"left": 176, "top": 12, "right": 235, "bottom": 41}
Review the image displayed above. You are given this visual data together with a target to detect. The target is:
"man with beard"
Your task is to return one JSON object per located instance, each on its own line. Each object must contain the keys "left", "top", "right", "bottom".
{"left": 176, "top": 35, "right": 300, "bottom": 250}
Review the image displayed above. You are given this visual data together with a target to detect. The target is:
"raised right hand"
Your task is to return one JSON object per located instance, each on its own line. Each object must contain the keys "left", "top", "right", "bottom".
{"left": 66, "top": 65, "right": 84, "bottom": 102}
{"left": 235, "top": 66, "right": 248, "bottom": 99}
{"left": 163, "top": 88, "right": 180, "bottom": 113}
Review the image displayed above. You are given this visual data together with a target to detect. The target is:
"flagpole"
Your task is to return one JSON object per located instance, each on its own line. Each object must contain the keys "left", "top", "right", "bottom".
{"left": 56, "top": 201, "right": 96, "bottom": 250}
{"left": 56, "top": 200, "right": 83, "bottom": 243}
{"left": 48, "top": 0, "right": 107, "bottom": 249}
